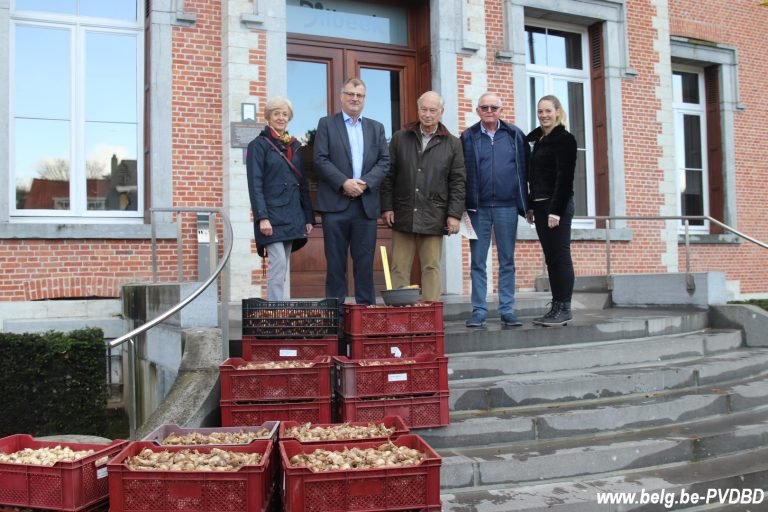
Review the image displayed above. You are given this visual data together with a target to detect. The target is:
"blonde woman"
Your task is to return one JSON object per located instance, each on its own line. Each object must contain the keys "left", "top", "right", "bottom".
{"left": 246, "top": 97, "right": 314, "bottom": 299}
{"left": 526, "top": 95, "right": 577, "bottom": 326}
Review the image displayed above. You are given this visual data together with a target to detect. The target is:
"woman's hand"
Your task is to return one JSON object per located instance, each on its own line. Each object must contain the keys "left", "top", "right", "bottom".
{"left": 259, "top": 219, "right": 273, "bottom": 236}
{"left": 547, "top": 214, "right": 560, "bottom": 228}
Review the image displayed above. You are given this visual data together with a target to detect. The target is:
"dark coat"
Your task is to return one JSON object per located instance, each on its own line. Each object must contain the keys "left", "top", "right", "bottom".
{"left": 313, "top": 112, "right": 391, "bottom": 220}
{"left": 381, "top": 122, "right": 466, "bottom": 235}
{"left": 246, "top": 132, "right": 314, "bottom": 257}
{"left": 526, "top": 124, "right": 578, "bottom": 217}
{"left": 461, "top": 119, "right": 529, "bottom": 217}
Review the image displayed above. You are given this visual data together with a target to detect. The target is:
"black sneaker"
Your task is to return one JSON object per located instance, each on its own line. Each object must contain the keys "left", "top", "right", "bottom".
{"left": 539, "top": 302, "right": 572, "bottom": 327}
{"left": 500, "top": 314, "right": 523, "bottom": 327}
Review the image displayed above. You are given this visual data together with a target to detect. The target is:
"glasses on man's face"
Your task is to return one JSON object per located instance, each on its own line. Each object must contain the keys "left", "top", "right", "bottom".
{"left": 342, "top": 91, "right": 366, "bottom": 99}
{"left": 478, "top": 105, "right": 501, "bottom": 112}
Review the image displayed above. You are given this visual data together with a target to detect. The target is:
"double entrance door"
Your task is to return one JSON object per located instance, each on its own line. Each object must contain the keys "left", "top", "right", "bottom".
{"left": 287, "top": 38, "right": 422, "bottom": 298}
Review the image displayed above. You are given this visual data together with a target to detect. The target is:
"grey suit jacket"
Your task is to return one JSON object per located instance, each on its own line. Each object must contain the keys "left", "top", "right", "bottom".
{"left": 313, "top": 112, "right": 390, "bottom": 220}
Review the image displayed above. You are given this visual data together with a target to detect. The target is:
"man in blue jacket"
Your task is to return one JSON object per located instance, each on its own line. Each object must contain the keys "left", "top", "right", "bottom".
{"left": 461, "top": 92, "right": 529, "bottom": 328}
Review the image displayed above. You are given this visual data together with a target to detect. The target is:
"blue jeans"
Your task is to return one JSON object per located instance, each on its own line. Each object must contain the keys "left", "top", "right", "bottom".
{"left": 468, "top": 207, "right": 519, "bottom": 319}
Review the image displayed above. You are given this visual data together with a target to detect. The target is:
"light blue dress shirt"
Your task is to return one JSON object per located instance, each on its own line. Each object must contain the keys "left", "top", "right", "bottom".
{"left": 343, "top": 112, "right": 364, "bottom": 180}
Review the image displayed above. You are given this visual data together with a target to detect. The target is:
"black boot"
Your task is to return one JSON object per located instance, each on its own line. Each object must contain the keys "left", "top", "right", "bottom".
{"left": 540, "top": 301, "right": 572, "bottom": 327}
{"left": 532, "top": 302, "right": 555, "bottom": 324}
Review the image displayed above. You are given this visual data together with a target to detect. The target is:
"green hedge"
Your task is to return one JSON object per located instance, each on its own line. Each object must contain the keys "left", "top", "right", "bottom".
{"left": 0, "top": 328, "right": 108, "bottom": 437}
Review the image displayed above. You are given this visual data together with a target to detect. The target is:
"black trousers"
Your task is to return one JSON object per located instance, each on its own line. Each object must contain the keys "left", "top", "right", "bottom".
{"left": 533, "top": 198, "right": 575, "bottom": 302}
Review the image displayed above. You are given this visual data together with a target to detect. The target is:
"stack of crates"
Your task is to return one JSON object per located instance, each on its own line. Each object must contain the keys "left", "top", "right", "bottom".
{"left": 221, "top": 298, "right": 340, "bottom": 426}
{"left": 337, "top": 303, "right": 449, "bottom": 428}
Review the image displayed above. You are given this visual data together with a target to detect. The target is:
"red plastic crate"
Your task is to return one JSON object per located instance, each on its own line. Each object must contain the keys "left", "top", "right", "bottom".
{"left": 343, "top": 303, "right": 444, "bottom": 337}
{"left": 142, "top": 422, "right": 279, "bottom": 445}
{"left": 242, "top": 336, "right": 338, "bottom": 362}
{"left": 221, "top": 399, "right": 333, "bottom": 427}
{"left": 278, "top": 416, "right": 410, "bottom": 445}
{"left": 336, "top": 393, "right": 450, "bottom": 429}
{"left": 280, "top": 435, "right": 441, "bottom": 512}
{"left": 220, "top": 356, "right": 332, "bottom": 402}
{"left": 344, "top": 333, "right": 445, "bottom": 359}
{"left": 334, "top": 354, "right": 449, "bottom": 398}
{"left": 0, "top": 435, "right": 126, "bottom": 512}
{"left": 107, "top": 440, "right": 274, "bottom": 512}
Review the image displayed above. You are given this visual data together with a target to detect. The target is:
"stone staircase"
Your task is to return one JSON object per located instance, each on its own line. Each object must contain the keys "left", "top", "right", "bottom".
{"left": 424, "top": 295, "right": 768, "bottom": 511}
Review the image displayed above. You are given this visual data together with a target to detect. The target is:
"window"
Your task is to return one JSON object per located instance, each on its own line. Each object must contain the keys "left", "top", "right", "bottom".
{"left": 11, "top": 1, "right": 143, "bottom": 219}
{"left": 673, "top": 68, "right": 708, "bottom": 230}
{"left": 525, "top": 23, "right": 594, "bottom": 220}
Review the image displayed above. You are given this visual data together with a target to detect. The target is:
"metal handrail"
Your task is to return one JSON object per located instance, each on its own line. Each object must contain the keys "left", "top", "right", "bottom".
{"left": 572, "top": 214, "right": 768, "bottom": 291}
{"left": 110, "top": 207, "right": 233, "bottom": 437}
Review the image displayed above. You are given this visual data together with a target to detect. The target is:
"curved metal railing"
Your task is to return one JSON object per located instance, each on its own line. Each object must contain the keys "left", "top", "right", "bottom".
{"left": 110, "top": 207, "right": 233, "bottom": 436}
{"left": 573, "top": 214, "right": 768, "bottom": 290}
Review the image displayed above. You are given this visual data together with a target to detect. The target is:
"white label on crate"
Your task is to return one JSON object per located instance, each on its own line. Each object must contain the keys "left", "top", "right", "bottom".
{"left": 388, "top": 373, "right": 407, "bottom": 382}
{"left": 390, "top": 346, "right": 402, "bottom": 358}
{"left": 97, "top": 467, "right": 108, "bottom": 479}
{"left": 279, "top": 349, "right": 298, "bottom": 357}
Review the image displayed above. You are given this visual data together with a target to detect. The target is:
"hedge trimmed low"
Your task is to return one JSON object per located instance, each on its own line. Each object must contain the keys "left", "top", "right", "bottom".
{"left": 0, "top": 328, "right": 108, "bottom": 437}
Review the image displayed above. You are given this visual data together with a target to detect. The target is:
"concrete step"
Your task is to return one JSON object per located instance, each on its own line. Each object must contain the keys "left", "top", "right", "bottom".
{"left": 438, "top": 406, "right": 768, "bottom": 489}
{"left": 448, "top": 347, "right": 768, "bottom": 411}
{"left": 444, "top": 308, "right": 710, "bottom": 354}
{"left": 420, "top": 373, "right": 768, "bottom": 449}
{"left": 447, "top": 328, "right": 741, "bottom": 380}
{"left": 440, "top": 444, "right": 768, "bottom": 511}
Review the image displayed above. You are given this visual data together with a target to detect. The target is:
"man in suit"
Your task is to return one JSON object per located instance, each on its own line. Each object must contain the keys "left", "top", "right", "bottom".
{"left": 313, "top": 77, "right": 391, "bottom": 305}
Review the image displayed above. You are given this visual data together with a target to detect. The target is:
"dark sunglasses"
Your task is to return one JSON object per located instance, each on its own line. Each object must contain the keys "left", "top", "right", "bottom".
{"left": 478, "top": 105, "right": 501, "bottom": 112}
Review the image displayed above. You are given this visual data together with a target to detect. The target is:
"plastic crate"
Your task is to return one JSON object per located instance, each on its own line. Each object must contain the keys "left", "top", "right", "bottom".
{"left": 278, "top": 416, "right": 410, "bottom": 445}
{"left": 242, "top": 298, "right": 339, "bottom": 338}
{"left": 221, "top": 399, "right": 333, "bottom": 427}
{"left": 336, "top": 393, "right": 450, "bottom": 429}
{"left": 242, "top": 336, "right": 338, "bottom": 362}
{"left": 280, "top": 435, "right": 441, "bottom": 512}
{"left": 220, "top": 356, "right": 332, "bottom": 402}
{"left": 142, "top": 422, "right": 279, "bottom": 446}
{"left": 344, "top": 333, "right": 445, "bottom": 359}
{"left": 344, "top": 303, "right": 444, "bottom": 337}
{"left": 334, "top": 354, "right": 448, "bottom": 399}
{"left": 0, "top": 435, "right": 127, "bottom": 512}
{"left": 107, "top": 441, "right": 274, "bottom": 512}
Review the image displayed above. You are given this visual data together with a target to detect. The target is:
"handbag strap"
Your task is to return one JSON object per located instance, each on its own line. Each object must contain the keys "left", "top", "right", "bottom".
{"left": 260, "top": 135, "right": 303, "bottom": 181}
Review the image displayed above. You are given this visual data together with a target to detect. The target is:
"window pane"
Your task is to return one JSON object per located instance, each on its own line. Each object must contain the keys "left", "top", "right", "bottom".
{"left": 683, "top": 114, "right": 703, "bottom": 169}
{"left": 528, "top": 75, "right": 545, "bottom": 130}
{"left": 85, "top": 32, "right": 138, "bottom": 123}
{"left": 79, "top": 0, "right": 137, "bottom": 21}
{"left": 525, "top": 26, "right": 547, "bottom": 65}
{"left": 286, "top": 0, "right": 407, "bottom": 45}
{"left": 15, "top": 25, "right": 70, "bottom": 120}
{"left": 15, "top": 0, "right": 76, "bottom": 15}
{"left": 547, "top": 29, "right": 582, "bottom": 70}
{"left": 287, "top": 60, "right": 329, "bottom": 144}
{"left": 360, "top": 68, "right": 400, "bottom": 140}
{"left": 680, "top": 72, "right": 699, "bottom": 104}
{"left": 85, "top": 122, "right": 138, "bottom": 211}
{"left": 15, "top": 119, "right": 71, "bottom": 210}
{"left": 681, "top": 170, "right": 704, "bottom": 225}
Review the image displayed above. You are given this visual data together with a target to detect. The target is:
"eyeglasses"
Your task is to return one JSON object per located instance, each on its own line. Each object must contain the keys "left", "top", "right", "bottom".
{"left": 342, "top": 91, "right": 366, "bottom": 99}
{"left": 478, "top": 105, "right": 501, "bottom": 112}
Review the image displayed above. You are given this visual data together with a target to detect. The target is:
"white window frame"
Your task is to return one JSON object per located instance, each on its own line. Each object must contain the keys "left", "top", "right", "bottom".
{"left": 524, "top": 20, "right": 595, "bottom": 229}
{"left": 9, "top": 3, "right": 144, "bottom": 222}
{"left": 672, "top": 65, "right": 709, "bottom": 233}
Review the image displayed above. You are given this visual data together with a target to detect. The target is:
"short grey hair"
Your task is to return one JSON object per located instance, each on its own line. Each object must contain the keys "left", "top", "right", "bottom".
{"left": 264, "top": 96, "right": 294, "bottom": 121}
{"left": 417, "top": 91, "right": 445, "bottom": 110}
{"left": 477, "top": 92, "right": 502, "bottom": 108}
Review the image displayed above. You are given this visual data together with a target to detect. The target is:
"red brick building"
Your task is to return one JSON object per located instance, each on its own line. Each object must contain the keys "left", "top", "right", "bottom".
{"left": 1, "top": 0, "right": 766, "bottom": 325}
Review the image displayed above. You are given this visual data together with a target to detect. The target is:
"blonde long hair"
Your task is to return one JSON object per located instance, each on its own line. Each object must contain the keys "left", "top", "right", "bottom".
{"left": 539, "top": 95, "right": 568, "bottom": 129}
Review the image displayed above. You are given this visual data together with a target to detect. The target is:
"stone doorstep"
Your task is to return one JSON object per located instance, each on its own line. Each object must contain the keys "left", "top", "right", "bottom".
{"left": 437, "top": 405, "right": 768, "bottom": 489}
{"left": 439, "top": 444, "right": 768, "bottom": 511}
{"left": 447, "top": 328, "right": 742, "bottom": 380}
{"left": 443, "top": 308, "right": 711, "bottom": 354}
{"left": 447, "top": 347, "right": 768, "bottom": 411}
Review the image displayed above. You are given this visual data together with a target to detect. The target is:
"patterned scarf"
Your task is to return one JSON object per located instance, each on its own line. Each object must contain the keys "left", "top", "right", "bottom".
{"left": 266, "top": 126, "right": 297, "bottom": 162}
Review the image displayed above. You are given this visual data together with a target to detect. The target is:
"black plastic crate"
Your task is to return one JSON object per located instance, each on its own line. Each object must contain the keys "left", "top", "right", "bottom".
{"left": 242, "top": 298, "right": 340, "bottom": 338}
